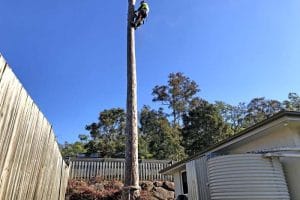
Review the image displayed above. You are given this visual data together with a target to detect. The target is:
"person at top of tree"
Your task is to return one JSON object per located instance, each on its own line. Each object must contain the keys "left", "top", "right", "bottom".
{"left": 132, "top": 0, "right": 150, "bottom": 29}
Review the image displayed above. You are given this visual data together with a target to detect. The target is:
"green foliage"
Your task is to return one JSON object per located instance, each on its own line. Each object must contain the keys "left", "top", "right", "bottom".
{"left": 283, "top": 92, "right": 300, "bottom": 111}
{"left": 98, "top": 108, "right": 126, "bottom": 137}
{"left": 85, "top": 123, "right": 100, "bottom": 140}
{"left": 63, "top": 72, "right": 300, "bottom": 161}
{"left": 243, "top": 97, "right": 282, "bottom": 127}
{"left": 78, "top": 134, "right": 89, "bottom": 142}
{"left": 215, "top": 97, "right": 283, "bottom": 133}
{"left": 182, "top": 99, "right": 231, "bottom": 156}
{"left": 152, "top": 72, "right": 200, "bottom": 126}
{"left": 140, "top": 106, "right": 186, "bottom": 160}
{"left": 214, "top": 101, "right": 247, "bottom": 133}
{"left": 60, "top": 141, "right": 86, "bottom": 157}
{"left": 84, "top": 108, "right": 126, "bottom": 158}
{"left": 138, "top": 135, "right": 153, "bottom": 159}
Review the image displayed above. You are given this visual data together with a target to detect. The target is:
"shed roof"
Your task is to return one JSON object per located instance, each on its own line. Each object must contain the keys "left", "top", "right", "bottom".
{"left": 160, "top": 111, "right": 300, "bottom": 174}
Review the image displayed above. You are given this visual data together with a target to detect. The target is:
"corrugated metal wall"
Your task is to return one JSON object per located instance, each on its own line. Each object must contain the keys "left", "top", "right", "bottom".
{"left": 186, "top": 156, "right": 210, "bottom": 200}
{"left": 69, "top": 158, "right": 173, "bottom": 181}
{"left": 0, "top": 54, "right": 69, "bottom": 200}
{"left": 186, "top": 160, "right": 199, "bottom": 200}
{"left": 195, "top": 156, "right": 210, "bottom": 200}
{"left": 207, "top": 154, "right": 290, "bottom": 200}
{"left": 173, "top": 171, "right": 183, "bottom": 198}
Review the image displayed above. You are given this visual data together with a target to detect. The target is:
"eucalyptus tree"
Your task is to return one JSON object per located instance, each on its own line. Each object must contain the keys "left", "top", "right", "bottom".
{"left": 123, "top": 0, "right": 140, "bottom": 199}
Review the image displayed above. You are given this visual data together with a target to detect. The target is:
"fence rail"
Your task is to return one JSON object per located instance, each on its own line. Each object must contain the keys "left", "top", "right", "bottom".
{"left": 69, "top": 158, "right": 174, "bottom": 181}
{"left": 0, "top": 54, "right": 69, "bottom": 200}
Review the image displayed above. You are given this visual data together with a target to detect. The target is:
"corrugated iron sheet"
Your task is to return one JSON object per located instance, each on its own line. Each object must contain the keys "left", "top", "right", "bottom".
{"left": 174, "top": 172, "right": 183, "bottom": 198}
{"left": 207, "top": 154, "right": 290, "bottom": 200}
{"left": 186, "top": 160, "right": 198, "bottom": 200}
{"left": 194, "top": 156, "right": 210, "bottom": 200}
{"left": 186, "top": 156, "right": 210, "bottom": 200}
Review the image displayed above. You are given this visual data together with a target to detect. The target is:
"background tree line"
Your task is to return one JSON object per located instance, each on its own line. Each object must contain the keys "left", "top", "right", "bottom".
{"left": 60, "top": 72, "right": 300, "bottom": 160}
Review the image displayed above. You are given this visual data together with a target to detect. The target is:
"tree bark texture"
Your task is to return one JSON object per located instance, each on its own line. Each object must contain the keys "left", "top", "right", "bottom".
{"left": 123, "top": 0, "right": 140, "bottom": 199}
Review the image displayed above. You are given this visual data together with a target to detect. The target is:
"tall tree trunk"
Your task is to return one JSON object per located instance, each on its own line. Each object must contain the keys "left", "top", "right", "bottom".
{"left": 123, "top": 0, "right": 140, "bottom": 199}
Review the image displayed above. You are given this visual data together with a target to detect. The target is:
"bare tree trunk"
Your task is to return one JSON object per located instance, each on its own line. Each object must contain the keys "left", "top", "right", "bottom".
{"left": 123, "top": 0, "right": 140, "bottom": 199}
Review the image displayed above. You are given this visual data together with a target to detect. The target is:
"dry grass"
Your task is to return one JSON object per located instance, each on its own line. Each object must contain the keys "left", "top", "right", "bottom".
{"left": 66, "top": 178, "right": 152, "bottom": 200}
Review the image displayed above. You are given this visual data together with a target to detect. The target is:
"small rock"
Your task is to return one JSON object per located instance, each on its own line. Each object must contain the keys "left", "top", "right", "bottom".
{"left": 140, "top": 181, "right": 154, "bottom": 191}
{"left": 94, "top": 183, "right": 105, "bottom": 191}
{"left": 163, "top": 181, "right": 175, "bottom": 191}
{"left": 113, "top": 181, "right": 124, "bottom": 190}
{"left": 152, "top": 187, "right": 175, "bottom": 200}
{"left": 149, "top": 197, "right": 160, "bottom": 200}
{"left": 153, "top": 181, "right": 163, "bottom": 187}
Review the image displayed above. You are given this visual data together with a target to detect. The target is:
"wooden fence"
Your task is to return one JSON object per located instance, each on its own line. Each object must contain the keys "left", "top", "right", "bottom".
{"left": 69, "top": 158, "right": 174, "bottom": 181}
{"left": 0, "top": 54, "right": 69, "bottom": 200}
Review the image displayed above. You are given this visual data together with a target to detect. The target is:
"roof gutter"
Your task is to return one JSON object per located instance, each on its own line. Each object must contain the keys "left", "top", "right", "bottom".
{"left": 263, "top": 147, "right": 300, "bottom": 158}
{"left": 264, "top": 152, "right": 300, "bottom": 158}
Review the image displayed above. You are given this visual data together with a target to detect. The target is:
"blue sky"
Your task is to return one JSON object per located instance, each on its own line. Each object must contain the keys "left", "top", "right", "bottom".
{"left": 1, "top": 0, "right": 300, "bottom": 143}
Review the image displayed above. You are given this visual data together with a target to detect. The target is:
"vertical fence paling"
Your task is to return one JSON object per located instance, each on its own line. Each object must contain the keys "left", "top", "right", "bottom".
{"left": 69, "top": 158, "right": 174, "bottom": 182}
{"left": 0, "top": 55, "right": 69, "bottom": 200}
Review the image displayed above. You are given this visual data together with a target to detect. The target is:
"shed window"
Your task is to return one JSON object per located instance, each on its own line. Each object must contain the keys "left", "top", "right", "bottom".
{"left": 181, "top": 171, "right": 188, "bottom": 194}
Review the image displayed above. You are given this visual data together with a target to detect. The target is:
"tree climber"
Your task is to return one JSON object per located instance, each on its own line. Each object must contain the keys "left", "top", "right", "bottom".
{"left": 132, "top": 0, "right": 150, "bottom": 29}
